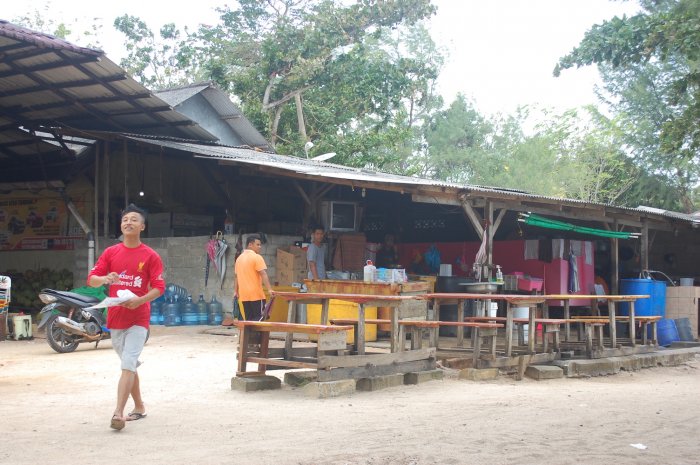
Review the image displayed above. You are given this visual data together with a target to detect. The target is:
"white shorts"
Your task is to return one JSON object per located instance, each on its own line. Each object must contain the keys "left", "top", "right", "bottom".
{"left": 111, "top": 326, "right": 148, "bottom": 372}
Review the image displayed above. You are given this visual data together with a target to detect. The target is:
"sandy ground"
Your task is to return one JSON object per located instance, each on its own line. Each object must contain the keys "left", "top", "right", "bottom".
{"left": 1, "top": 325, "right": 699, "bottom": 465}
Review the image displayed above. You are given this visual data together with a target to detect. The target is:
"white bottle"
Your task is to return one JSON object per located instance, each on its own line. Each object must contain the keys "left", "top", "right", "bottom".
{"left": 496, "top": 265, "right": 504, "bottom": 284}
{"left": 363, "top": 260, "right": 376, "bottom": 283}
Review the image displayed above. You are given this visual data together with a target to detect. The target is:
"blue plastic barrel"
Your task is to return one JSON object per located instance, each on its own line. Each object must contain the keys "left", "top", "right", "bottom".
{"left": 654, "top": 318, "right": 680, "bottom": 346}
{"left": 619, "top": 279, "right": 654, "bottom": 316}
{"left": 651, "top": 280, "right": 666, "bottom": 317}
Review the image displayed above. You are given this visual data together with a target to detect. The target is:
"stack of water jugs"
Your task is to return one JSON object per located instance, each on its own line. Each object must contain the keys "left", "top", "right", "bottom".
{"left": 150, "top": 283, "right": 223, "bottom": 326}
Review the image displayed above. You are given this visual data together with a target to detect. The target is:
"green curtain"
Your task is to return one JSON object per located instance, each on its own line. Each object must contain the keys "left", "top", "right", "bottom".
{"left": 522, "top": 214, "right": 635, "bottom": 239}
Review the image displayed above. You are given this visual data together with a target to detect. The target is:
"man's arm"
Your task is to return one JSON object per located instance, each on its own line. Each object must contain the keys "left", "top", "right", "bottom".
{"left": 259, "top": 270, "right": 273, "bottom": 295}
{"left": 309, "top": 261, "right": 319, "bottom": 280}
{"left": 88, "top": 272, "right": 119, "bottom": 287}
{"left": 122, "top": 287, "right": 161, "bottom": 310}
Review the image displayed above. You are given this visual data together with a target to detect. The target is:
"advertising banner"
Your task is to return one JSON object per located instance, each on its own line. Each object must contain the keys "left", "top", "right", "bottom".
{"left": 0, "top": 197, "right": 74, "bottom": 250}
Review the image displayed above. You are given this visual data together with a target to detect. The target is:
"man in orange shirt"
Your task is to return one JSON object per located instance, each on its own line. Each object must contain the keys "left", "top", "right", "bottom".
{"left": 234, "top": 234, "right": 273, "bottom": 321}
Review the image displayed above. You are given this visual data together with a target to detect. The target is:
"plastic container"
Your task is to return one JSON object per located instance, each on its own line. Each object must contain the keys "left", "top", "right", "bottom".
{"left": 150, "top": 297, "right": 164, "bottom": 325}
{"left": 679, "top": 277, "right": 694, "bottom": 286}
{"left": 619, "top": 279, "right": 654, "bottom": 316}
{"left": 675, "top": 318, "right": 694, "bottom": 341}
{"left": 513, "top": 306, "right": 529, "bottom": 339}
{"left": 208, "top": 296, "right": 223, "bottom": 325}
{"left": 163, "top": 296, "right": 182, "bottom": 326}
{"left": 655, "top": 318, "right": 680, "bottom": 346}
{"left": 181, "top": 295, "right": 198, "bottom": 325}
{"left": 164, "top": 283, "right": 188, "bottom": 301}
{"left": 495, "top": 266, "right": 504, "bottom": 285}
{"left": 196, "top": 295, "right": 208, "bottom": 325}
{"left": 651, "top": 280, "right": 667, "bottom": 317}
{"left": 363, "top": 260, "right": 376, "bottom": 283}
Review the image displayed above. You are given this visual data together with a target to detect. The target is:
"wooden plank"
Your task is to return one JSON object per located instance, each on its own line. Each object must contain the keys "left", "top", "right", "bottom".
{"left": 318, "top": 331, "right": 348, "bottom": 351}
{"left": 317, "top": 347, "right": 436, "bottom": 369}
{"left": 235, "top": 321, "right": 352, "bottom": 334}
{"left": 317, "top": 358, "right": 436, "bottom": 382}
{"left": 246, "top": 356, "right": 318, "bottom": 369}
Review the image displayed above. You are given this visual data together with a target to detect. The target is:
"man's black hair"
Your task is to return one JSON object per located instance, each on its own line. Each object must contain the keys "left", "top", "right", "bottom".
{"left": 311, "top": 224, "right": 325, "bottom": 232}
{"left": 246, "top": 234, "right": 262, "bottom": 246}
{"left": 122, "top": 203, "right": 148, "bottom": 222}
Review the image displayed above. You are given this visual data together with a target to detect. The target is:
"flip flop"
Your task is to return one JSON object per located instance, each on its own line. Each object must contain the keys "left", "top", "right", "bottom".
{"left": 126, "top": 412, "right": 147, "bottom": 421}
{"left": 110, "top": 415, "right": 126, "bottom": 430}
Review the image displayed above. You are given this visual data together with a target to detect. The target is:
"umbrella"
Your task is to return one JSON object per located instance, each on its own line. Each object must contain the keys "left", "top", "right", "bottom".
{"left": 213, "top": 232, "right": 229, "bottom": 289}
{"left": 205, "top": 236, "right": 218, "bottom": 287}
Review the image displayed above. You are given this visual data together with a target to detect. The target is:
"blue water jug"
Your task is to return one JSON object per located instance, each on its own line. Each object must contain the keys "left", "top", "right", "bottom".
{"left": 163, "top": 295, "right": 182, "bottom": 326}
{"left": 196, "top": 294, "right": 209, "bottom": 325}
{"left": 181, "top": 295, "right": 198, "bottom": 326}
{"left": 149, "top": 298, "right": 162, "bottom": 325}
{"left": 208, "top": 296, "right": 223, "bottom": 326}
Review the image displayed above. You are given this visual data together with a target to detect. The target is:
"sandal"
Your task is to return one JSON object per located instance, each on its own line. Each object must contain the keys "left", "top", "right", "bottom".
{"left": 110, "top": 415, "right": 126, "bottom": 430}
{"left": 126, "top": 412, "right": 147, "bottom": 421}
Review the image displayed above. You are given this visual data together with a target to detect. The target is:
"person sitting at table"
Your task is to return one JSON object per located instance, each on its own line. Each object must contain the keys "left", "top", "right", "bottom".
{"left": 375, "top": 234, "right": 399, "bottom": 268}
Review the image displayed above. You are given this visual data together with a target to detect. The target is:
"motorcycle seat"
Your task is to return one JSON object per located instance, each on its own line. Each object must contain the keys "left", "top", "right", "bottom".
{"left": 42, "top": 289, "right": 101, "bottom": 304}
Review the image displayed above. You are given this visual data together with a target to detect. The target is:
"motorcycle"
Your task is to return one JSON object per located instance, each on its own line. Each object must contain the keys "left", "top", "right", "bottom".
{"left": 37, "top": 288, "right": 111, "bottom": 353}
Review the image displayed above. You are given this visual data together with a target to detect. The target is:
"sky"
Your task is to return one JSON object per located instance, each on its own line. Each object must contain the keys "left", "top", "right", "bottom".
{"left": 3, "top": 0, "right": 641, "bottom": 116}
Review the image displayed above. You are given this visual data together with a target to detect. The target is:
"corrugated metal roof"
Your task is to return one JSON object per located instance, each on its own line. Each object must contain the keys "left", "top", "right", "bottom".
{"left": 122, "top": 135, "right": 700, "bottom": 226}
{"left": 0, "top": 20, "right": 217, "bottom": 180}
{"left": 154, "top": 82, "right": 272, "bottom": 150}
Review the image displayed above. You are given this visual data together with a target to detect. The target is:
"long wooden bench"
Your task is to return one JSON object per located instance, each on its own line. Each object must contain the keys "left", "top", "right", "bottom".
{"left": 234, "top": 321, "right": 353, "bottom": 377}
{"left": 570, "top": 315, "right": 661, "bottom": 346}
{"left": 330, "top": 318, "right": 440, "bottom": 352}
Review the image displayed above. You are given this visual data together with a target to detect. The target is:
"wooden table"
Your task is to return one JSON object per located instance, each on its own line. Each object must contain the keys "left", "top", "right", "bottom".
{"left": 271, "top": 291, "right": 416, "bottom": 355}
{"left": 271, "top": 291, "right": 435, "bottom": 381}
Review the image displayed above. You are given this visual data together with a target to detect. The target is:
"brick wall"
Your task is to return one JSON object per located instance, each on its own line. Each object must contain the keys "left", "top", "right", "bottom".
{"left": 665, "top": 286, "right": 700, "bottom": 338}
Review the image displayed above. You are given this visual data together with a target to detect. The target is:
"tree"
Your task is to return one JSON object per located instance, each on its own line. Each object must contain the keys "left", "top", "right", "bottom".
{"left": 163, "top": 0, "right": 439, "bottom": 168}
{"left": 113, "top": 15, "right": 193, "bottom": 90}
{"left": 554, "top": 0, "right": 699, "bottom": 211}
{"left": 12, "top": 1, "right": 103, "bottom": 50}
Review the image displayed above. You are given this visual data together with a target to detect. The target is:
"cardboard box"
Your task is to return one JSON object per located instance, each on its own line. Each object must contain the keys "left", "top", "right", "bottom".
{"left": 276, "top": 247, "right": 307, "bottom": 285}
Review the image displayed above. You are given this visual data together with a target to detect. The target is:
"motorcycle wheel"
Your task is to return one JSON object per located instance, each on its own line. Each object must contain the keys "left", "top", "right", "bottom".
{"left": 46, "top": 314, "right": 80, "bottom": 353}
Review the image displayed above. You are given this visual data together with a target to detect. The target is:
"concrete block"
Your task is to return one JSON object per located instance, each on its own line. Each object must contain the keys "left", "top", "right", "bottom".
{"left": 230, "top": 375, "right": 281, "bottom": 392}
{"left": 458, "top": 367, "right": 499, "bottom": 381}
{"left": 356, "top": 373, "right": 405, "bottom": 391}
{"left": 525, "top": 365, "right": 564, "bottom": 380}
{"left": 404, "top": 369, "right": 444, "bottom": 385}
{"left": 302, "top": 379, "right": 356, "bottom": 398}
{"left": 284, "top": 370, "right": 318, "bottom": 387}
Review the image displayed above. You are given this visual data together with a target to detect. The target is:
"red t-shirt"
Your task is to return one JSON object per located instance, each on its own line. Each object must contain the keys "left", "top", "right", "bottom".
{"left": 88, "top": 243, "right": 165, "bottom": 330}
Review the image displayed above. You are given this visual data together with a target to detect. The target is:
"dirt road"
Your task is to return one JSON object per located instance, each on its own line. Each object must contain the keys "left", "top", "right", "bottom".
{"left": 1, "top": 326, "right": 699, "bottom": 465}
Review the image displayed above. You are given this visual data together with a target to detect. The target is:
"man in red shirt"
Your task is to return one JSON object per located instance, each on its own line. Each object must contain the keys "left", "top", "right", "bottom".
{"left": 234, "top": 234, "right": 273, "bottom": 321}
{"left": 88, "top": 204, "right": 164, "bottom": 431}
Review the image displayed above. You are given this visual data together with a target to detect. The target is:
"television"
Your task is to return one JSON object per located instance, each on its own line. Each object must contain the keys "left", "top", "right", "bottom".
{"left": 327, "top": 201, "right": 358, "bottom": 232}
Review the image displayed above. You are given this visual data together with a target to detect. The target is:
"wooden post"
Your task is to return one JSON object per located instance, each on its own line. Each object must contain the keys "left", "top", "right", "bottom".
{"left": 94, "top": 141, "right": 100, "bottom": 252}
{"left": 611, "top": 219, "right": 620, "bottom": 294}
{"left": 123, "top": 140, "right": 128, "bottom": 208}
{"left": 356, "top": 303, "right": 366, "bottom": 355}
{"left": 486, "top": 200, "right": 494, "bottom": 279}
{"left": 640, "top": 219, "right": 649, "bottom": 272}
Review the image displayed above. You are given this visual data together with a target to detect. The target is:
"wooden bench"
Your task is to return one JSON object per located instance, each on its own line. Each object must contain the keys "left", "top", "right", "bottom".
{"left": 565, "top": 317, "right": 610, "bottom": 356}
{"left": 330, "top": 318, "right": 440, "bottom": 352}
{"left": 234, "top": 321, "right": 352, "bottom": 377}
{"left": 436, "top": 320, "right": 504, "bottom": 366}
{"left": 464, "top": 316, "right": 568, "bottom": 353}
{"left": 570, "top": 315, "right": 661, "bottom": 346}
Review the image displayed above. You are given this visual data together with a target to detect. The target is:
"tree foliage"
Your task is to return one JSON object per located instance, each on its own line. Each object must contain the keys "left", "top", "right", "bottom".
{"left": 120, "top": 0, "right": 441, "bottom": 170}
{"left": 555, "top": 0, "right": 699, "bottom": 211}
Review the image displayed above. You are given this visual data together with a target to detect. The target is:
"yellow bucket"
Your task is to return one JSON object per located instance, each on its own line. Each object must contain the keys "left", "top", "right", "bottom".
{"left": 307, "top": 300, "right": 377, "bottom": 343}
